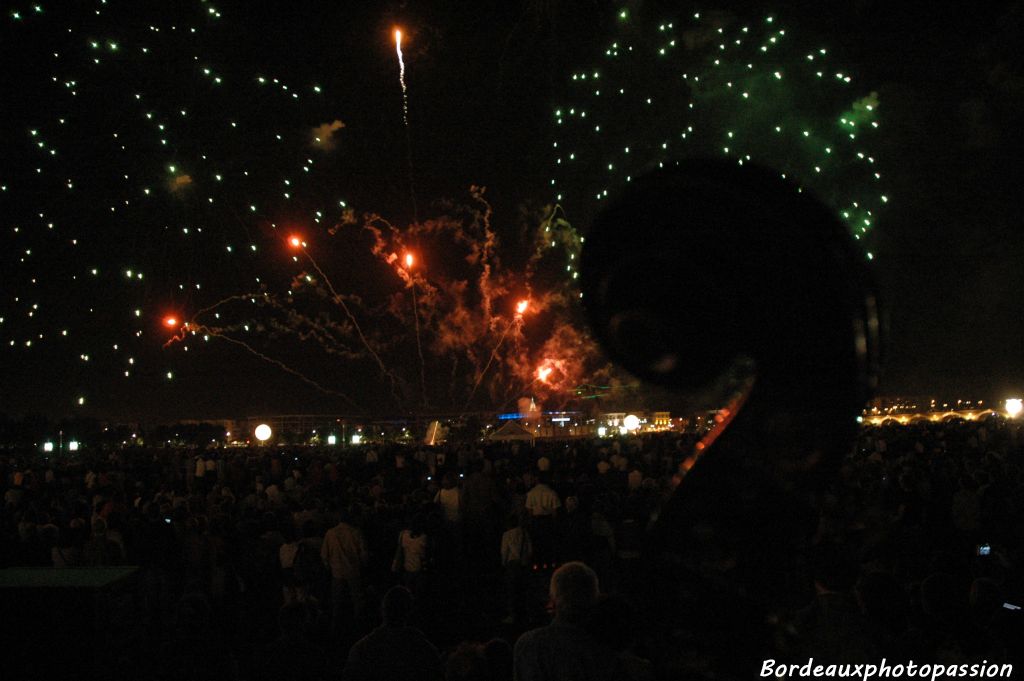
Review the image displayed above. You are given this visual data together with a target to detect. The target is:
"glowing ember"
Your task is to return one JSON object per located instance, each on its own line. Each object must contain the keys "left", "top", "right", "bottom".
{"left": 405, "top": 253, "right": 415, "bottom": 268}
{"left": 163, "top": 316, "right": 178, "bottom": 328}
{"left": 537, "top": 365, "right": 553, "bottom": 383}
{"left": 516, "top": 299, "right": 529, "bottom": 315}
{"left": 289, "top": 236, "right": 302, "bottom": 248}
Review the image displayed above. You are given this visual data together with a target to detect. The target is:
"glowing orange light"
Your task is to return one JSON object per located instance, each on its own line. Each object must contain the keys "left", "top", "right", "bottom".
{"left": 516, "top": 299, "right": 529, "bottom": 315}
{"left": 537, "top": 365, "right": 553, "bottom": 383}
{"left": 394, "top": 28, "right": 402, "bottom": 44}
{"left": 404, "top": 253, "right": 414, "bottom": 268}
{"left": 163, "top": 316, "right": 178, "bottom": 328}
{"left": 289, "top": 236, "right": 302, "bottom": 248}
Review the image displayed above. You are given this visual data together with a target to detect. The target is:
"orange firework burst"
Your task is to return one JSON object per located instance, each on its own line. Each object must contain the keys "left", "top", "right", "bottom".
{"left": 288, "top": 236, "right": 303, "bottom": 248}
{"left": 516, "top": 299, "right": 529, "bottom": 315}
{"left": 537, "top": 364, "right": 554, "bottom": 383}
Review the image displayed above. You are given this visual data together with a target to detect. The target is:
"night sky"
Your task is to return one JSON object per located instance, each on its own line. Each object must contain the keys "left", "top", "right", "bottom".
{"left": 2, "top": 0, "right": 1022, "bottom": 422}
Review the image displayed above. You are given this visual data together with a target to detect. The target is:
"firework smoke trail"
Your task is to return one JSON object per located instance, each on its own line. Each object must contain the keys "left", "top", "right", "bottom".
{"left": 302, "top": 249, "right": 405, "bottom": 403}
{"left": 461, "top": 299, "right": 527, "bottom": 416}
{"left": 460, "top": 317, "right": 516, "bottom": 417}
{"left": 164, "top": 323, "right": 362, "bottom": 410}
{"left": 406, "top": 255, "right": 429, "bottom": 409}
{"left": 469, "top": 187, "right": 499, "bottom": 321}
{"left": 395, "top": 30, "right": 425, "bottom": 408}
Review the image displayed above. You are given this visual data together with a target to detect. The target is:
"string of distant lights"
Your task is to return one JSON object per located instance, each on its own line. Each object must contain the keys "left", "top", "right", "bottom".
{"left": 548, "top": 10, "right": 887, "bottom": 271}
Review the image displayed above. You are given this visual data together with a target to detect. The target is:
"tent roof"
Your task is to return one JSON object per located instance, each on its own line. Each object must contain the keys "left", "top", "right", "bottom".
{"left": 488, "top": 420, "right": 535, "bottom": 441}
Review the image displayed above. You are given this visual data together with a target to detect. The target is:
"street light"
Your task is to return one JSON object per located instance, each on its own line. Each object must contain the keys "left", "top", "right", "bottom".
{"left": 254, "top": 423, "right": 272, "bottom": 442}
{"left": 1006, "top": 398, "right": 1023, "bottom": 418}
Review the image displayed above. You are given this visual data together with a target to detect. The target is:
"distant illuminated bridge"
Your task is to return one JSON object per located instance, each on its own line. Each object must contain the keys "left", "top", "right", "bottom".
{"left": 861, "top": 409, "right": 1004, "bottom": 427}
{"left": 864, "top": 409, "right": 999, "bottom": 426}
{"left": 860, "top": 397, "right": 1024, "bottom": 426}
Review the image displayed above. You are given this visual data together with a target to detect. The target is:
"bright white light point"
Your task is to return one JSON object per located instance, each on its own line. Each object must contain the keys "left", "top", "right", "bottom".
{"left": 624, "top": 414, "right": 641, "bottom": 431}
{"left": 255, "top": 423, "right": 272, "bottom": 441}
{"left": 77, "top": 396, "right": 85, "bottom": 405}
{"left": 68, "top": 441, "right": 80, "bottom": 452}
{"left": 327, "top": 434, "right": 337, "bottom": 445}
{"left": 1006, "top": 398, "right": 1023, "bottom": 418}
{"left": 43, "top": 442, "right": 54, "bottom": 452}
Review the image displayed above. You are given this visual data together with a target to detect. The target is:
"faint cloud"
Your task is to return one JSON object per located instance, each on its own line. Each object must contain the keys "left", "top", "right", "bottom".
{"left": 168, "top": 174, "right": 193, "bottom": 193}
{"left": 311, "top": 120, "right": 345, "bottom": 150}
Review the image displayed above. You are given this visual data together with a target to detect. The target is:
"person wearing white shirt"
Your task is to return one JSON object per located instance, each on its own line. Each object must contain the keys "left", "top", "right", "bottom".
{"left": 434, "top": 472, "right": 462, "bottom": 524}
{"left": 525, "top": 478, "right": 561, "bottom": 518}
{"left": 501, "top": 515, "right": 533, "bottom": 623}
{"left": 321, "top": 510, "right": 369, "bottom": 636}
{"left": 525, "top": 475, "right": 560, "bottom": 566}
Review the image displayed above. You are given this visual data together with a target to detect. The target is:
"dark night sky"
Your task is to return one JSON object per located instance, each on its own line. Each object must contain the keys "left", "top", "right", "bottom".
{"left": 1, "top": 0, "right": 1022, "bottom": 422}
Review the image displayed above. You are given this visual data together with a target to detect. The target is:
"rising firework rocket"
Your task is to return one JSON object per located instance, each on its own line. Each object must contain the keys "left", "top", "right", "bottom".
{"left": 395, "top": 29, "right": 408, "bottom": 126}
{"left": 394, "top": 27, "right": 418, "bottom": 222}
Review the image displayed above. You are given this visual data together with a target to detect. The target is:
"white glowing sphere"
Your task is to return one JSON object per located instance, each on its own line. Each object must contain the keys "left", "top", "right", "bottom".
{"left": 327, "top": 434, "right": 337, "bottom": 445}
{"left": 597, "top": 426, "right": 608, "bottom": 437}
{"left": 254, "top": 424, "right": 272, "bottom": 442}
{"left": 1006, "top": 398, "right": 1023, "bottom": 418}
{"left": 43, "top": 441, "right": 54, "bottom": 452}
{"left": 623, "top": 414, "right": 641, "bottom": 431}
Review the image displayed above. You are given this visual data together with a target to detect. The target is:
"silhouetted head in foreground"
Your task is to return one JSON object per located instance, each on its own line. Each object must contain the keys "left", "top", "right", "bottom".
{"left": 550, "top": 561, "right": 599, "bottom": 624}
{"left": 382, "top": 585, "right": 415, "bottom": 627}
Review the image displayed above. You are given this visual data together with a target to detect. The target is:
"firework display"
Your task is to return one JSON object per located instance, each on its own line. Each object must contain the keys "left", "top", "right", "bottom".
{"left": 1, "top": 4, "right": 884, "bottom": 416}
{"left": 550, "top": 10, "right": 886, "bottom": 260}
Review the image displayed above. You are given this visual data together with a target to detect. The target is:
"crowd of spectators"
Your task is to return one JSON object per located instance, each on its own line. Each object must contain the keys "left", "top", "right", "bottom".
{"left": 1, "top": 415, "right": 1022, "bottom": 679}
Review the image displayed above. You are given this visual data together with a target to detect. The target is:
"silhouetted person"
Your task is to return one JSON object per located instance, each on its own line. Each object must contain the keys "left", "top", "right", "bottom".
{"left": 513, "top": 561, "right": 616, "bottom": 681}
{"left": 255, "top": 601, "right": 329, "bottom": 681}
{"left": 445, "top": 641, "right": 489, "bottom": 681}
{"left": 322, "top": 506, "right": 369, "bottom": 637}
{"left": 792, "top": 542, "right": 877, "bottom": 662}
{"left": 343, "top": 585, "right": 443, "bottom": 681}
{"left": 588, "top": 594, "right": 654, "bottom": 681}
